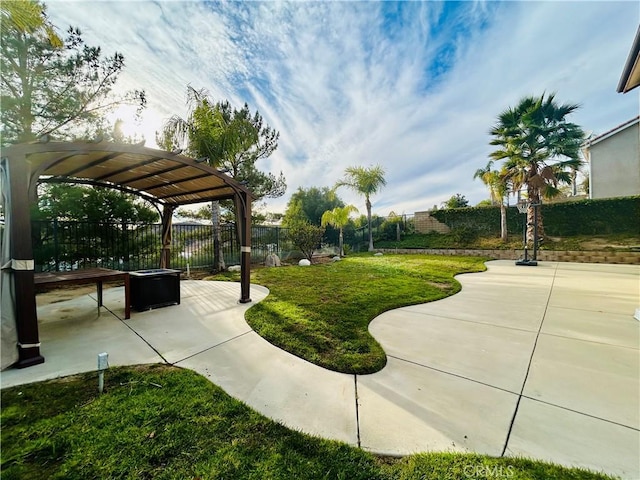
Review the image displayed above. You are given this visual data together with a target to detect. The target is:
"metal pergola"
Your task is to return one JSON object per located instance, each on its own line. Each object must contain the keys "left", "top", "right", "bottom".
{"left": 1, "top": 140, "right": 255, "bottom": 368}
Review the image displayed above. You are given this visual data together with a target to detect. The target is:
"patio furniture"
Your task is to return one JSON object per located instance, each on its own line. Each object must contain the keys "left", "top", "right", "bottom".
{"left": 130, "top": 269, "right": 181, "bottom": 311}
{"left": 34, "top": 268, "right": 130, "bottom": 319}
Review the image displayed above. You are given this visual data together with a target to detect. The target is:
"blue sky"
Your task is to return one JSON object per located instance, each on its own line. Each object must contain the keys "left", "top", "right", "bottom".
{"left": 46, "top": 1, "right": 639, "bottom": 216}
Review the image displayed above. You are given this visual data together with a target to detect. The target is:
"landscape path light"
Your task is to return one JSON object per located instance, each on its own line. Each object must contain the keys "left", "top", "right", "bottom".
{"left": 98, "top": 352, "right": 109, "bottom": 393}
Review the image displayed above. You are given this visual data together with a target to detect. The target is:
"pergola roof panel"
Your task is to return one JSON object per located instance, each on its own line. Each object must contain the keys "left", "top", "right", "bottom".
{"left": 4, "top": 141, "right": 253, "bottom": 206}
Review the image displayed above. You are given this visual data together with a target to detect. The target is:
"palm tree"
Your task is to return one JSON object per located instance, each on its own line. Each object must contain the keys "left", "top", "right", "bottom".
{"left": 321, "top": 205, "right": 358, "bottom": 256}
{"left": 473, "top": 161, "right": 509, "bottom": 242}
{"left": 336, "top": 166, "right": 386, "bottom": 252}
{"left": 158, "top": 87, "right": 281, "bottom": 271}
{"left": 1, "top": 0, "right": 62, "bottom": 46}
{"left": 158, "top": 87, "right": 227, "bottom": 270}
{"left": 489, "top": 93, "right": 584, "bottom": 244}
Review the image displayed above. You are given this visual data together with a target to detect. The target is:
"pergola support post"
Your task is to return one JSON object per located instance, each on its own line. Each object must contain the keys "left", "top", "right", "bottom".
{"left": 234, "top": 191, "right": 252, "bottom": 303}
{"left": 1, "top": 141, "right": 257, "bottom": 369}
{"left": 159, "top": 205, "right": 174, "bottom": 269}
{"left": 7, "top": 152, "right": 44, "bottom": 367}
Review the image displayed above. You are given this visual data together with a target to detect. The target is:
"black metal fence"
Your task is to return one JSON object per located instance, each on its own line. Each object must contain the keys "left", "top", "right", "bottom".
{"left": 33, "top": 217, "right": 415, "bottom": 272}
{"left": 349, "top": 214, "right": 415, "bottom": 251}
{"left": 31, "top": 220, "right": 295, "bottom": 273}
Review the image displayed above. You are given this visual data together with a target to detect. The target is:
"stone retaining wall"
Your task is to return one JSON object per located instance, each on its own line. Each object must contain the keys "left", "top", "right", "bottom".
{"left": 377, "top": 248, "right": 640, "bottom": 265}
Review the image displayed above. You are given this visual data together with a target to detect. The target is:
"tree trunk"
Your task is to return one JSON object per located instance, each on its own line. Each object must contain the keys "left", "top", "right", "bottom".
{"left": 526, "top": 189, "right": 544, "bottom": 246}
{"left": 366, "top": 197, "right": 374, "bottom": 252}
{"left": 339, "top": 228, "right": 344, "bottom": 257}
{"left": 17, "top": 32, "right": 34, "bottom": 141}
{"left": 211, "top": 200, "right": 225, "bottom": 271}
{"left": 500, "top": 203, "right": 507, "bottom": 242}
{"left": 536, "top": 204, "right": 545, "bottom": 244}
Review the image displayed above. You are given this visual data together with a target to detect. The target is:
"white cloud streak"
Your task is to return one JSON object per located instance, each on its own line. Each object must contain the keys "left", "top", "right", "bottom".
{"left": 45, "top": 0, "right": 639, "bottom": 215}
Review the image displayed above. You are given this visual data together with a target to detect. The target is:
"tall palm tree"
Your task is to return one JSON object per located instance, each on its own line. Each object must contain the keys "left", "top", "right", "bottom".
{"left": 489, "top": 93, "right": 584, "bottom": 243}
{"left": 336, "top": 165, "right": 386, "bottom": 252}
{"left": 158, "top": 87, "right": 227, "bottom": 270}
{"left": 159, "top": 87, "right": 281, "bottom": 271}
{"left": 321, "top": 205, "right": 358, "bottom": 256}
{"left": 473, "top": 161, "right": 509, "bottom": 242}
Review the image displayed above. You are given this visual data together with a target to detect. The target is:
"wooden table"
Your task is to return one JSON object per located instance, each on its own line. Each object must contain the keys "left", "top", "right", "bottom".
{"left": 34, "top": 268, "right": 130, "bottom": 319}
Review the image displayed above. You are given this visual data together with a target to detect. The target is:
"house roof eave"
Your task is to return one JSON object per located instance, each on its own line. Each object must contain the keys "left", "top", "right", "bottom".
{"left": 617, "top": 26, "right": 640, "bottom": 93}
{"left": 582, "top": 116, "right": 640, "bottom": 149}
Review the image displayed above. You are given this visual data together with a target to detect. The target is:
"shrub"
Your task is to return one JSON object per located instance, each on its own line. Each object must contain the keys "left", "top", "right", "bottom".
{"left": 542, "top": 197, "right": 640, "bottom": 235}
{"left": 449, "top": 226, "right": 479, "bottom": 246}
{"left": 375, "top": 216, "right": 415, "bottom": 242}
{"left": 285, "top": 221, "right": 325, "bottom": 261}
{"left": 378, "top": 220, "right": 401, "bottom": 241}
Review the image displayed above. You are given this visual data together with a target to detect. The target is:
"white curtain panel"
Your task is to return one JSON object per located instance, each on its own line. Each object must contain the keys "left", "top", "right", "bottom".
{"left": 0, "top": 158, "right": 19, "bottom": 370}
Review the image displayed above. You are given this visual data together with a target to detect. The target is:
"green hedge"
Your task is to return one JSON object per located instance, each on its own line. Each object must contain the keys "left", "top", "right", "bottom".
{"left": 429, "top": 205, "right": 518, "bottom": 235}
{"left": 430, "top": 196, "right": 640, "bottom": 236}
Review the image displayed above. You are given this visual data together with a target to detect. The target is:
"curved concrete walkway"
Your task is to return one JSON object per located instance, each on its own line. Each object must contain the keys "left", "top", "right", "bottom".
{"left": 1, "top": 260, "right": 638, "bottom": 479}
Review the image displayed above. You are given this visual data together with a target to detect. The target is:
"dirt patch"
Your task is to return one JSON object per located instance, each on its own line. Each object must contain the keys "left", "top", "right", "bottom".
{"left": 579, "top": 238, "right": 639, "bottom": 250}
{"left": 311, "top": 255, "right": 336, "bottom": 265}
{"left": 182, "top": 270, "right": 214, "bottom": 280}
{"left": 543, "top": 235, "right": 640, "bottom": 251}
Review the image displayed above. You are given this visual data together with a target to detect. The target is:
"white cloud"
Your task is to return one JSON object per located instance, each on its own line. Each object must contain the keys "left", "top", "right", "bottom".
{"left": 45, "top": 0, "right": 639, "bottom": 216}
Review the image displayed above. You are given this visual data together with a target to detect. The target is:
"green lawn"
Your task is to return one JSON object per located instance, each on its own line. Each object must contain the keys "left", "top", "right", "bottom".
{"left": 0, "top": 365, "right": 616, "bottom": 480}
{"left": 244, "top": 254, "right": 487, "bottom": 374}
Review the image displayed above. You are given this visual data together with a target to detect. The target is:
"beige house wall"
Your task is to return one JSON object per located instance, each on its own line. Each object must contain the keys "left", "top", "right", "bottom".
{"left": 589, "top": 121, "right": 640, "bottom": 199}
{"left": 414, "top": 211, "right": 450, "bottom": 234}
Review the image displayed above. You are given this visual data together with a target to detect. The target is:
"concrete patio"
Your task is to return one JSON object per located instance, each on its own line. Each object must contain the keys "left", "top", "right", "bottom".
{"left": 1, "top": 260, "right": 638, "bottom": 479}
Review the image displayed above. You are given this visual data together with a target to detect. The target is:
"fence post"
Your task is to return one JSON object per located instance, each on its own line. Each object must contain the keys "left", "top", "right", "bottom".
{"left": 122, "top": 221, "right": 129, "bottom": 270}
{"left": 53, "top": 218, "right": 59, "bottom": 272}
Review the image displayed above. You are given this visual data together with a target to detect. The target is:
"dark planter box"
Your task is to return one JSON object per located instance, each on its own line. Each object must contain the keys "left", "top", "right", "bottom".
{"left": 130, "top": 269, "right": 181, "bottom": 311}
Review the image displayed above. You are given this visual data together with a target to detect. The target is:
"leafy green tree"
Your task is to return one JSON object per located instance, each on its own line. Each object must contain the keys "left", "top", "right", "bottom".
{"left": 336, "top": 165, "right": 386, "bottom": 252}
{"left": 286, "top": 221, "right": 325, "bottom": 262}
{"left": 281, "top": 198, "right": 305, "bottom": 227}
{"left": 32, "top": 184, "right": 158, "bottom": 223}
{"left": 158, "top": 86, "right": 284, "bottom": 271}
{"left": 353, "top": 214, "right": 368, "bottom": 229}
{"left": 282, "top": 186, "right": 345, "bottom": 247}
{"left": 473, "top": 161, "right": 509, "bottom": 241}
{"left": 321, "top": 205, "right": 358, "bottom": 256}
{"left": 31, "top": 184, "right": 159, "bottom": 270}
{"left": 282, "top": 187, "right": 344, "bottom": 226}
{"left": 442, "top": 193, "right": 469, "bottom": 209}
{"left": 489, "top": 93, "right": 585, "bottom": 243}
{"left": 1, "top": 1, "right": 146, "bottom": 144}
{"left": 380, "top": 211, "right": 404, "bottom": 242}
